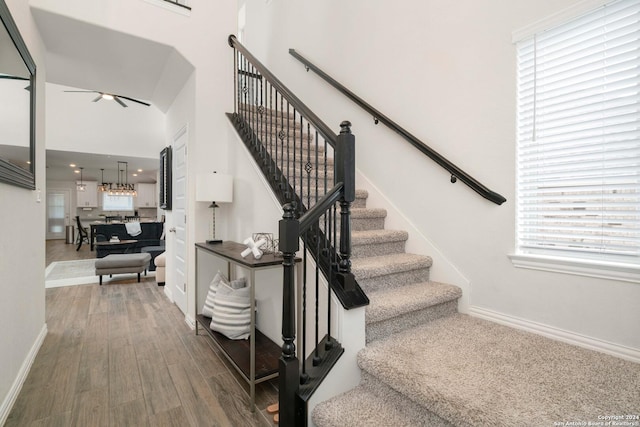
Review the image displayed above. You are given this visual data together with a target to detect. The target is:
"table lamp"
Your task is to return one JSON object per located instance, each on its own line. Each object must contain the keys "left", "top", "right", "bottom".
{"left": 196, "top": 172, "right": 233, "bottom": 244}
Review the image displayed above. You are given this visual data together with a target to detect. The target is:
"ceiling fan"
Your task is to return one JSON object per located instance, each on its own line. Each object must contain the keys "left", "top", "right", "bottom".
{"left": 0, "top": 74, "right": 30, "bottom": 90}
{"left": 64, "top": 90, "right": 150, "bottom": 107}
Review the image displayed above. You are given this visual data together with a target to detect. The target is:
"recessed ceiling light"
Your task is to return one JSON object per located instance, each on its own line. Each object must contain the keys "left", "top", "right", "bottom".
{"left": 74, "top": 170, "right": 80, "bottom": 174}
{"left": 132, "top": 173, "right": 138, "bottom": 177}
{"left": 69, "top": 163, "right": 76, "bottom": 167}
{"left": 137, "top": 169, "right": 143, "bottom": 172}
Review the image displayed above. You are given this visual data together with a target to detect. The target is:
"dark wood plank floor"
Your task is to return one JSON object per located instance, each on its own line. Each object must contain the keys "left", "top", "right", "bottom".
{"left": 14, "top": 241, "right": 278, "bottom": 426}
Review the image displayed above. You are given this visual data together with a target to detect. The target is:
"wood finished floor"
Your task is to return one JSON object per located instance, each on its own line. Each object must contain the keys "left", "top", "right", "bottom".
{"left": 46, "top": 238, "right": 96, "bottom": 266}
{"left": 12, "top": 240, "right": 277, "bottom": 426}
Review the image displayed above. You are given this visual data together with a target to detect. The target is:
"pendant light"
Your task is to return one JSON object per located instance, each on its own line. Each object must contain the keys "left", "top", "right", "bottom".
{"left": 98, "top": 168, "right": 108, "bottom": 192}
{"left": 76, "top": 167, "right": 86, "bottom": 191}
{"left": 108, "top": 161, "right": 137, "bottom": 196}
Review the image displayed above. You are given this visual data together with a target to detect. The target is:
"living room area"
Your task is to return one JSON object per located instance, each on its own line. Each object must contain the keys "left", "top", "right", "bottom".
{"left": 42, "top": 80, "right": 167, "bottom": 287}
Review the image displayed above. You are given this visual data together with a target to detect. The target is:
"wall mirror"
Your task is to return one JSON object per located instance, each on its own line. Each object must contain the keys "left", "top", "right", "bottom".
{"left": 0, "top": 0, "right": 36, "bottom": 189}
{"left": 159, "top": 146, "right": 172, "bottom": 210}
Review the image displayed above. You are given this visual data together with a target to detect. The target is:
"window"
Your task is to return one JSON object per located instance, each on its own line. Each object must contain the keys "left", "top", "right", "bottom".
{"left": 102, "top": 193, "right": 134, "bottom": 211}
{"left": 514, "top": 0, "right": 640, "bottom": 279}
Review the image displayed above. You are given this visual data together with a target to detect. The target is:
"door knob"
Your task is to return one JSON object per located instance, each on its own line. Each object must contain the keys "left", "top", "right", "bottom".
{"left": 169, "top": 227, "right": 176, "bottom": 232}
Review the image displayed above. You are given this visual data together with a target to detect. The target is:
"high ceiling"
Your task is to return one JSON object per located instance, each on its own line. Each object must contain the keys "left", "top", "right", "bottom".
{"left": 46, "top": 150, "right": 158, "bottom": 184}
{"left": 30, "top": 5, "right": 193, "bottom": 112}
{"left": 29, "top": 5, "right": 193, "bottom": 186}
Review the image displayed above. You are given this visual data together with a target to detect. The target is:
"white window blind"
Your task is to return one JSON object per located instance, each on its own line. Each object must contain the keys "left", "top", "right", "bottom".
{"left": 516, "top": 0, "right": 640, "bottom": 265}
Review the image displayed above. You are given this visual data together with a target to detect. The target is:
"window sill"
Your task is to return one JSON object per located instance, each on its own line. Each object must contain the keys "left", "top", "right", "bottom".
{"left": 508, "top": 253, "right": 640, "bottom": 284}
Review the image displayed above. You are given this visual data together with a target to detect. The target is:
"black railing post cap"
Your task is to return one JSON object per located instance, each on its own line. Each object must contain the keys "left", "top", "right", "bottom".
{"left": 340, "top": 121, "right": 352, "bottom": 134}
{"left": 282, "top": 202, "right": 297, "bottom": 219}
{"left": 228, "top": 34, "right": 236, "bottom": 47}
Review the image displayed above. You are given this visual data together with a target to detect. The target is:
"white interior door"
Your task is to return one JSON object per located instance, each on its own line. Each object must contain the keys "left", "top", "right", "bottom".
{"left": 46, "top": 190, "right": 70, "bottom": 240}
{"left": 172, "top": 128, "right": 188, "bottom": 314}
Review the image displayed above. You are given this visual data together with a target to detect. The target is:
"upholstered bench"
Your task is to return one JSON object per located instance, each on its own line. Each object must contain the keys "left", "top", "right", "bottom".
{"left": 95, "top": 253, "right": 151, "bottom": 285}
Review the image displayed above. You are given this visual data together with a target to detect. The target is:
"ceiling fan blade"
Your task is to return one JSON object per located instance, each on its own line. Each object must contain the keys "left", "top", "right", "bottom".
{"left": 92, "top": 95, "right": 102, "bottom": 102}
{"left": 117, "top": 95, "right": 151, "bottom": 107}
{"left": 113, "top": 96, "right": 128, "bottom": 108}
{"left": 64, "top": 90, "right": 98, "bottom": 93}
{"left": 0, "top": 75, "right": 29, "bottom": 81}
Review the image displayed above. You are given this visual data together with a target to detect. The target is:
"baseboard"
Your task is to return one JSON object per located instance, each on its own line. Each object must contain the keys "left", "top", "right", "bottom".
{"left": 164, "top": 285, "right": 174, "bottom": 302}
{"left": 0, "top": 323, "right": 48, "bottom": 425}
{"left": 470, "top": 306, "right": 640, "bottom": 363}
{"left": 184, "top": 315, "right": 196, "bottom": 330}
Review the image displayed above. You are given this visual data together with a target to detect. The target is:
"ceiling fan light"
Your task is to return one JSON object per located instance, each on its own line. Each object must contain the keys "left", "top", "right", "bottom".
{"left": 101, "top": 93, "right": 114, "bottom": 100}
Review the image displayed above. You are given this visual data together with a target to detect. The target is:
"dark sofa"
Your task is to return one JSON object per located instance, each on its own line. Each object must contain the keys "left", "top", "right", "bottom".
{"left": 92, "top": 222, "right": 164, "bottom": 258}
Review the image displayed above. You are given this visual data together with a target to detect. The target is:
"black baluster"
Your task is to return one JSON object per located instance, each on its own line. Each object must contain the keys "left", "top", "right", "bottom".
{"left": 301, "top": 230, "right": 308, "bottom": 384}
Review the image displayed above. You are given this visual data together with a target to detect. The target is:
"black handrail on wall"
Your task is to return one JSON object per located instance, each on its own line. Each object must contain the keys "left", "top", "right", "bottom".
{"left": 289, "top": 49, "right": 507, "bottom": 206}
{"left": 161, "top": 0, "right": 191, "bottom": 10}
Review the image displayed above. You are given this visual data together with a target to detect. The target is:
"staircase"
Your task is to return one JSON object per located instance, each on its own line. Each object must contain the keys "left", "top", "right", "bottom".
{"left": 227, "top": 36, "right": 639, "bottom": 426}
{"left": 232, "top": 105, "right": 640, "bottom": 427}
{"left": 313, "top": 184, "right": 640, "bottom": 426}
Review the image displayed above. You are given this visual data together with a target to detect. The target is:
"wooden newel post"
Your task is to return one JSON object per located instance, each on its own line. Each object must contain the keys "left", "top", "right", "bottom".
{"left": 335, "top": 121, "right": 356, "bottom": 291}
{"left": 278, "top": 202, "right": 300, "bottom": 426}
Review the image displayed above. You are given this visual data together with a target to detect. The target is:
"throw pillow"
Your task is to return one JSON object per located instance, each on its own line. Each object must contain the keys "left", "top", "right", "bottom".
{"left": 210, "top": 281, "right": 251, "bottom": 340}
{"left": 202, "top": 271, "right": 229, "bottom": 318}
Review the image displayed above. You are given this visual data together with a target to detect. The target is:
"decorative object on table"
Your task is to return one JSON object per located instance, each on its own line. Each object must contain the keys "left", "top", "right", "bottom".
{"left": 241, "top": 236, "right": 267, "bottom": 260}
{"left": 209, "top": 280, "right": 251, "bottom": 340}
{"left": 252, "top": 232, "right": 276, "bottom": 253}
{"left": 159, "top": 146, "right": 172, "bottom": 210}
{"left": 109, "top": 235, "right": 120, "bottom": 243}
{"left": 196, "top": 171, "right": 233, "bottom": 244}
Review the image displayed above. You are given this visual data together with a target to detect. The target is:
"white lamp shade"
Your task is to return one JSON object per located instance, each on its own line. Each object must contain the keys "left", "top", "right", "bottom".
{"left": 196, "top": 173, "right": 233, "bottom": 203}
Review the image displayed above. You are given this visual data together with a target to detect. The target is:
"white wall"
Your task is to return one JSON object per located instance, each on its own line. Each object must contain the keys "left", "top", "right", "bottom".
{"left": 241, "top": 0, "right": 640, "bottom": 351}
{"left": 0, "top": 0, "right": 47, "bottom": 422}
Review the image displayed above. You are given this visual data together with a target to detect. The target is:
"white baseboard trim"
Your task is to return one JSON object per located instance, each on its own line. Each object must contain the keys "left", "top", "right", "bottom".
{"left": 469, "top": 306, "right": 640, "bottom": 363}
{"left": 0, "top": 323, "right": 48, "bottom": 425}
{"left": 164, "top": 285, "right": 174, "bottom": 302}
{"left": 184, "top": 315, "right": 196, "bottom": 330}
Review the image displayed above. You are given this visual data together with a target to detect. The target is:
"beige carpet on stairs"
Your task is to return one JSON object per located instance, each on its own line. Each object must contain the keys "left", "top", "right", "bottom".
{"left": 239, "top": 105, "right": 639, "bottom": 426}
{"left": 315, "top": 313, "right": 640, "bottom": 427}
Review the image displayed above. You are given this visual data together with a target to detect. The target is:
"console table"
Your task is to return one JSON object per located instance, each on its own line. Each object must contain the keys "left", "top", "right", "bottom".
{"left": 194, "top": 241, "right": 302, "bottom": 411}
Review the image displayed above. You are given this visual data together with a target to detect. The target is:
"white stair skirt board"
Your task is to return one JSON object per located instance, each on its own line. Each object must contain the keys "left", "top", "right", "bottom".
{"left": 470, "top": 306, "right": 640, "bottom": 364}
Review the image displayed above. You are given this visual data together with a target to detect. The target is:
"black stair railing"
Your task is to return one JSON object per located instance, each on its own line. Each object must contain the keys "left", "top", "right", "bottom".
{"left": 289, "top": 49, "right": 507, "bottom": 206}
{"left": 228, "top": 35, "right": 368, "bottom": 426}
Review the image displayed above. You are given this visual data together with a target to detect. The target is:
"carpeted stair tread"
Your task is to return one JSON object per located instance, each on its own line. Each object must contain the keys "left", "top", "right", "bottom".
{"left": 366, "top": 281, "right": 461, "bottom": 324}
{"left": 357, "top": 314, "right": 640, "bottom": 427}
{"left": 311, "top": 385, "right": 447, "bottom": 427}
{"left": 351, "top": 253, "right": 432, "bottom": 280}
{"left": 351, "top": 229, "right": 408, "bottom": 245}
{"left": 350, "top": 208, "right": 387, "bottom": 220}
{"left": 350, "top": 229, "right": 408, "bottom": 258}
